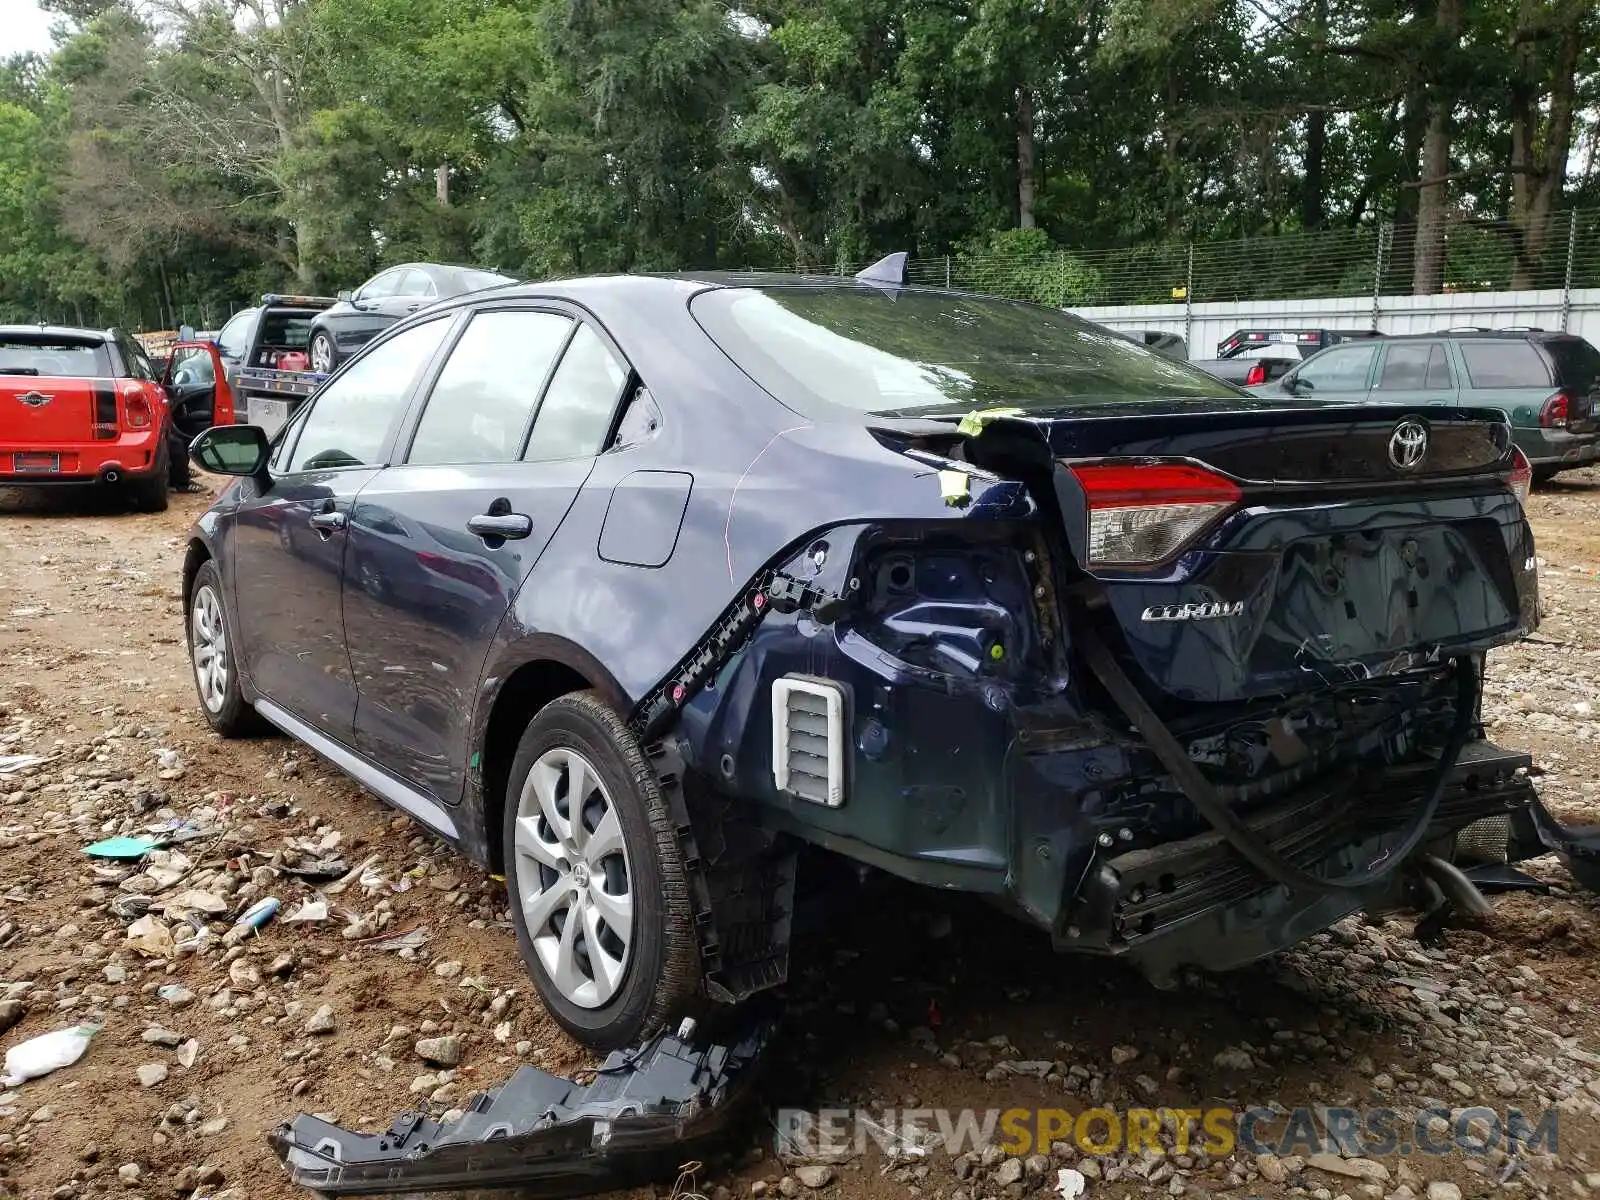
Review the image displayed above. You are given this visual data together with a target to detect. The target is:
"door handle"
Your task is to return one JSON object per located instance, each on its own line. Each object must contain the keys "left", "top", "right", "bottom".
{"left": 308, "top": 510, "right": 346, "bottom": 533}
{"left": 466, "top": 512, "right": 532, "bottom": 540}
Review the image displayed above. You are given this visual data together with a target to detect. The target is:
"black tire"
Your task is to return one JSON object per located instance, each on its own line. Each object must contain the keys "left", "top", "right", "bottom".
{"left": 502, "top": 691, "right": 700, "bottom": 1051}
{"left": 309, "top": 330, "right": 339, "bottom": 374}
{"left": 186, "top": 560, "right": 258, "bottom": 736}
{"left": 128, "top": 468, "right": 169, "bottom": 512}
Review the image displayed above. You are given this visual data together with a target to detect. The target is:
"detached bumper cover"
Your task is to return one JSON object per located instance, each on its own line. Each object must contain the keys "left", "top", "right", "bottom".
{"left": 269, "top": 1015, "right": 775, "bottom": 1196}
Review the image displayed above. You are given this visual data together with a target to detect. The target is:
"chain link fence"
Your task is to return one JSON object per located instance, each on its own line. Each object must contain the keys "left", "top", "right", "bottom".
{"left": 800, "top": 209, "right": 1600, "bottom": 309}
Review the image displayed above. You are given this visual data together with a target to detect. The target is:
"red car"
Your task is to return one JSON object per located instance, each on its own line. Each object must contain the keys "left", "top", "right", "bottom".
{"left": 0, "top": 325, "right": 173, "bottom": 511}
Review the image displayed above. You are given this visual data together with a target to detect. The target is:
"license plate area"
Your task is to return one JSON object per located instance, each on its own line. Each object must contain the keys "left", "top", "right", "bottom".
{"left": 12, "top": 452, "right": 60, "bottom": 473}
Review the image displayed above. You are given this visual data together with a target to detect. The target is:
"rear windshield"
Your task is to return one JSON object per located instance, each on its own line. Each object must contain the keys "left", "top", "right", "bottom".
{"left": 459, "top": 269, "right": 515, "bottom": 293}
{"left": 690, "top": 287, "right": 1236, "bottom": 417}
{"left": 1460, "top": 341, "right": 1552, "bottom": 388}
{"left": 1544, "top": 338, "right": 1600, "bottom": 393}
{"left": 0, "top": 335, "right": 112, "bottom": 378}
{"left": 254, "top": 313, "right": 314, "bottom": 362}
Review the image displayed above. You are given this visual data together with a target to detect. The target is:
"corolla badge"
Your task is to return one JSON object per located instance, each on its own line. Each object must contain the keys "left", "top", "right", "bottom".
{"left": 1140, "top": 601, "right": 1245, "bottom": 622}
{"left": 16, "top": 391, "right": 52, "bottom": 408}
{"left": 1388, "top": 419, "right": 1428, "bottom": 470}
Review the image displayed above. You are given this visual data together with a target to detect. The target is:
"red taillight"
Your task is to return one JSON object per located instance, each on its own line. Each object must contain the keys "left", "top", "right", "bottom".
{"left": 1244, "top": 362, "right": 1267, "bottom": 386}
{"left": 125, "top": 391, "right": 153, "bottom": 429}
{"left": 1508, "top": 446, "right": 1532, "bottom": 506}
{"left": 1540, "top": 392, "right": 1570, "bottom": 429}
{"left": 1068, "top": 462, "right": 1242, "bottom": 567}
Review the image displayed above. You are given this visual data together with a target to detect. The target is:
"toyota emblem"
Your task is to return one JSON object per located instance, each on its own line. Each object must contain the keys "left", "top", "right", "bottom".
{"left": 16, "top": 391, "right": 52, "bottom": 408}
{"left": 1388, "top": 419, "right": 1428, "bottom": 470}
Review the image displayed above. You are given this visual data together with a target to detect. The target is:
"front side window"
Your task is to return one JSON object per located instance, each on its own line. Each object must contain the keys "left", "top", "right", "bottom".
{"left": 169, "top": 346, "right": 216, "bottom": 386}
{"left": 690, "top": 286, "right": 1237, "bottom": 418}
{"left": 1294, "top": 344, "right": 1377, "bottom": 393}
{"left": 522, "top": 324, "right": 629, "bottom": 462}
{"left": 286, "top": 318, "right": 450, "bottom": 472}
{"left": 408, "top": 310, "right": 572, "bottom": 465}
{"left": 216, "top": 311, "right": 254, "bottom": 360}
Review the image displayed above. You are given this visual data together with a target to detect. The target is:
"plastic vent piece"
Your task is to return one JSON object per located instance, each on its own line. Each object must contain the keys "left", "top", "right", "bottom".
{"left": 771, "top": 676, "right": 845, "bottom": 806}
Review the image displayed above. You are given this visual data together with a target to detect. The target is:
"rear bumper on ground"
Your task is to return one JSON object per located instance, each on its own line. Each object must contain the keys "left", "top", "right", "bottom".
{"left": 1514, "top": 425, "right": 1600, "bottom": 470}
{"left": 0, "top": 429, "right": 164, "bottom": 485}
{"left": 1061, "top": 737, "right": 1536, "bottom": 982}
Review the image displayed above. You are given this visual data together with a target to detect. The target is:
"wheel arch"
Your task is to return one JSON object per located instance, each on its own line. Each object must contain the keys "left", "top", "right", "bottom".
{"left": 181, "top": 537, "right": 213, "bottom": 610}
{"left": 475, "top": 636, "right": 633, "bottom": 873}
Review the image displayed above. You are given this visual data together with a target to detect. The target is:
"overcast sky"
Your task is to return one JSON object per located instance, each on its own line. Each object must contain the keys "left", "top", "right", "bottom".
{"left": 0, "top": 0, "right": 58, "bottom": 58}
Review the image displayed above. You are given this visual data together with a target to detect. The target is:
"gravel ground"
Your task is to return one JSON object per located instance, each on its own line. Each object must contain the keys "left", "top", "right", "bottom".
{"left": 1, "top": 471, "right": 1599, "bottom": 1200}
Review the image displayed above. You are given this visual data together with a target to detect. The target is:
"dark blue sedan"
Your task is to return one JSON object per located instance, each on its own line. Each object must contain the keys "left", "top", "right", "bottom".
{"left": 183, "top": 259, "right": 1566, "bottom": 1051}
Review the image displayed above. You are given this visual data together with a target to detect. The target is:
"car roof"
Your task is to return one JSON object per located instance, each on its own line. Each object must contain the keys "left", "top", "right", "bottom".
{"left": 1388, "top": 329, "right": 1584, "bottom": 342}
{"left": 0, "top": 324, "right": 115, "bottom": 342}
{"left": 433, "top": 271, "right": 1020, "bottom": 305}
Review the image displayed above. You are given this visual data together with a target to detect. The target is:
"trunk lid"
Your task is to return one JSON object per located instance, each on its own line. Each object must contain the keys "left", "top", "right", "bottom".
{"left": 0, "top": 333, "right": 118, "bottom": 447}
{"left": 0, "top": 376, "right": 117, "bottom": 446}
{"left": 978, "top": 404, "right": 1536, "bottom": 705}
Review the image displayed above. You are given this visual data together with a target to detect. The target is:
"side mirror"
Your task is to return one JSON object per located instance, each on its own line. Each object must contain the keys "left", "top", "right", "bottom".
{"left": 337, "top": 290, "right": 353, "bottom": 303}
{"left": 178, "top": 324, "right": 196, "bottom": 342}
{"left": 190, "top": 425, "right": 270, "bottom": 476}
{"left": 1285, "top": 375, "right": 1310, "bottom": 393}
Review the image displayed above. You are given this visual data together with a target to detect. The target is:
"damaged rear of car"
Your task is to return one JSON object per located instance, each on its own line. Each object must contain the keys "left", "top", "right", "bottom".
{"left": 257, "top": 264, "right": 1579, "bottom": 1193}
{"left": 670, "top": 275, "right": 1542, "bottom": 990}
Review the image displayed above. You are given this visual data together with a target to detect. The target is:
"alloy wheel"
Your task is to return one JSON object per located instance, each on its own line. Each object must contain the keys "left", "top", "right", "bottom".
{"left": 190, "top": 584, "right": 230, "bottom": 714}
{"left": 310, "top": 334, "right": 334, "bottom": 373}
{"left": 512, "top": 747, "right": 634, "bottom": 1008}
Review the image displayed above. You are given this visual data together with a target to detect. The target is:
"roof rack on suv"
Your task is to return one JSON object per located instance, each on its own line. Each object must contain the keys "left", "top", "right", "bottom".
{"left": 1436, "top": 325, "right": 1547, "bottom": 334}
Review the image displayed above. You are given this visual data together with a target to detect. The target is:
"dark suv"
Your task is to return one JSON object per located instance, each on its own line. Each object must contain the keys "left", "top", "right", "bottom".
{"left": 183, "top": 263, "right": 1574, "bottom": 1052}
{"left": 1249, "top": 328, "right": 1600, "bottom": 481}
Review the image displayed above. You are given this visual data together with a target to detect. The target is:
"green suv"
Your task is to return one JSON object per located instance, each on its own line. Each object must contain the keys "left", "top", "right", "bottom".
{"left": 1249, "top": 329, "right": 1600, "bottom": 481}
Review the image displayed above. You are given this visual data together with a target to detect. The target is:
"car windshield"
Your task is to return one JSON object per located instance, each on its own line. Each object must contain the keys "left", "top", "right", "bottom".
{"left": 690, "top": 286, "right": 1236, "bottom": 417}
{"left": 0, "top": 336, "right": 112, "bottom": 377}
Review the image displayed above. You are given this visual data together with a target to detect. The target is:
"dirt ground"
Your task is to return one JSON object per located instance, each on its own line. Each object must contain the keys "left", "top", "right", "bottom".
{"left": 2, "top": 471, "right": 1600, "bottom": 1200}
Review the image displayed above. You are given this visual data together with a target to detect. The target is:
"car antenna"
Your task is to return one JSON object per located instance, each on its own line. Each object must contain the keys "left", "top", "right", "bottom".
{"left": 854, "top": 252, "right": 908, "bottom": 293}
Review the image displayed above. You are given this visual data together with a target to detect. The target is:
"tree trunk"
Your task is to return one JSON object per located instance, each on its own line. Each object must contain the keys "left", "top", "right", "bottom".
{"left": 1507, "top": 0, "right": 1582, "bottom": 289}
{"left": 1302, "top": 112, "right": 1326, "bottom": 232}
{"left": 1411, "top": 0, "right": 1461, "bottom": 296}
{"left": 1300, "top": 0, "right": 1328, "bottom": 231}
{"left": 436, "top": 164, "right": 450, "bottom": 207}
{"left": 157, "top": 257, "right": 175, "bottom": 330}
{"left": 1016, "top": 86, "right": 1036, "bottom": 230}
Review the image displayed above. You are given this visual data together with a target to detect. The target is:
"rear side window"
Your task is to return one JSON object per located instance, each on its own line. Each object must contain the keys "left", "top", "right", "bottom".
{"left": 522, "top": 324, "right": 628, "bottom": 462}
{"left": 0, "top": 336, "right": 112, "bottom": 378}
{"left": 1460, "top": 342, "right": 1551, "bottom": 388}
{"left": 1543, "top": 339, "right": 1600, "bottom": 393}
{"left": 408, "top": 310, "right": 572, "bottom": 465}
{"left": 1378, "top": 343, "right": 1452, "bottom": 390}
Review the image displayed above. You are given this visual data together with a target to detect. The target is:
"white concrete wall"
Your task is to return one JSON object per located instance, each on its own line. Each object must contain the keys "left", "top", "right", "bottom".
{"left": 1070, "top": 287, "right": 1600, "bottom": 359}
